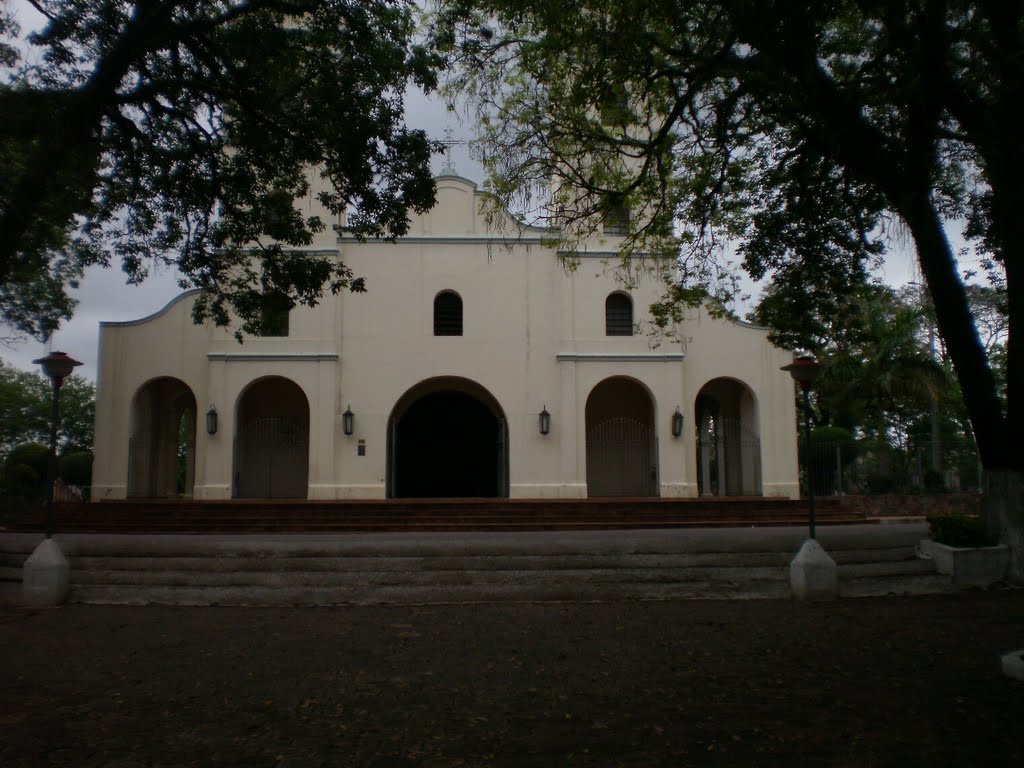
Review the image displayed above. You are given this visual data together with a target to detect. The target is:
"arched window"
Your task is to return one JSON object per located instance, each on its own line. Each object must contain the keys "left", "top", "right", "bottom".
{"left": 605, "top": 293, "right": 633, "bottom": 336}
{"left": 602, "top": 201, "right": 630, "bottom": 234}
{"left": 434, "top": 290, "right": 463, "bottom": 336}
{"left": 258, "top": 292, "right": 290, "bottom": 337}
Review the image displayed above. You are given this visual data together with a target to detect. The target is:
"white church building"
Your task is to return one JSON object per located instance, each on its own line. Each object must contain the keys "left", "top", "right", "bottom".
{"left": 90, "top": 174, "right": 800, "bottom": 502}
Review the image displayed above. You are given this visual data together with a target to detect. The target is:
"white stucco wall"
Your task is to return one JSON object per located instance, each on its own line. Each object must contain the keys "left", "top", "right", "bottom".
{"left": 92, "top": 175, "right": 799, "bottom": 501}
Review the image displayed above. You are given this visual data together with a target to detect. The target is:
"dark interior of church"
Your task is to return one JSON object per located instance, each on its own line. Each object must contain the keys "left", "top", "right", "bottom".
{"left": 393, "top": 391, "right": 502, "bottom": 498}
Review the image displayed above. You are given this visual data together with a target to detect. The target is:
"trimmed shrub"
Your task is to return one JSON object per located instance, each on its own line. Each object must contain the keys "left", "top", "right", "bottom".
{"left": 6, "top": 442, "right": 50, "bottom": 473}
{"left": 4, "top": 443, "right": 50, "bottom": 498}
{"left": 6, "top": 462, "right": 41, "bottom": 497}
{"left": 811, "top": 426, "right": 855, "bottom": 444}
{"left": 927, "top": 512, "right": 993, "bottom": 548}
{"left": 59, "top": 451, "right": 93, "bottom": 488}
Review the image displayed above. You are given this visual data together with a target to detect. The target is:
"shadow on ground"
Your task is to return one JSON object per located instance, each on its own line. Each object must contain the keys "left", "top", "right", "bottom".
{"left": 2, "top": 592, "right": 1022, "bottom": 767}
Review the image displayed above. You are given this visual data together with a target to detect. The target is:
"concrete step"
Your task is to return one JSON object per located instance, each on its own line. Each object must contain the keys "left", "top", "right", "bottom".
{"left": 18, "top": 497, "right": 864, "bottom": 534}
{"left": 43, "top": 517, "right": 869, "bottom": 534}
{"left": 69, "top": 564, "right": 791, "bottom": 588}
{"left": 840, "top": 559, "right": 938, "bottom": 579}
{"left": 0, "top": 551, "right": 28, "bottom": 567}
{"left": 68, "top": 579, "right": 796, "bottom": 606}
{"left": 66, "top": 551, "right": 798, "bottom": 573}
{"left": 837, "top": 556, "right": 956, "bottom": 597}
{"left": 829, "top": 546, "right": 919, "bottom": 563}
{"left": 839, "top": 573, "right": 958, "bottom": 597}
{"left": 1, "top": 524, "right": 967, "bottom": 605}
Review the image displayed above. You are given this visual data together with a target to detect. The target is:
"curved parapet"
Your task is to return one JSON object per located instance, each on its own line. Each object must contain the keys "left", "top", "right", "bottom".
{"left": 93, "top": 290, "right": 211, "bottom": 501}
{"left": 100, "top": 289, "right": 202, "bottom": 328}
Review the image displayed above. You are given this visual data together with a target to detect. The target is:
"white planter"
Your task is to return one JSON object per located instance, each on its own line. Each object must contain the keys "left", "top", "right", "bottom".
{"left": 918, "top": 539, "right": 1009, "bottom": 587}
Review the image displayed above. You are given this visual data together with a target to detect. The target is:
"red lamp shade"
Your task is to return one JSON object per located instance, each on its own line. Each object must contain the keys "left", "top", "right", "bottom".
{"left": 781, "top": 356, "right": 823, "bottom": 390}
{"left": 32, "top": 351, "right": 82, "bottom": 385}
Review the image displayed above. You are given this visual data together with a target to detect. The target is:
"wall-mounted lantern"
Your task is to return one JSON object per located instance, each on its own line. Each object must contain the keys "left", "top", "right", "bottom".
{"left": 206, "top": 405, "right": 218, "bottom": 435}
{"left": 671, "top": 407, "right": 684, "bottom": 438}
{"left": 342, "top": 405, "right": 354, "bottom": 436}
{"left": 539, "top": 406, "right": 551, "bottom": 436}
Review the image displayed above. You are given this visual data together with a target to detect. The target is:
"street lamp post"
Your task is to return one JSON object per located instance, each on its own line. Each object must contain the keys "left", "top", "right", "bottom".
{"left": 782, "top": 356, "right": 823, "bottom": 539}
{"left": 31, "top": 351, "right": 83, "bottom": 539}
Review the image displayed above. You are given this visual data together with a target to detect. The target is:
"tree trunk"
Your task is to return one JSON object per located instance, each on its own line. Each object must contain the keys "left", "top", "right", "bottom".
{"left": 901, "top": 195, "right": 1022, "bottom": 580}
{"left": 982, "top": 468, "right": 1024, "bottom": 582}
{"left": 902, "top": 195, "right": 1008, "bottom": 467}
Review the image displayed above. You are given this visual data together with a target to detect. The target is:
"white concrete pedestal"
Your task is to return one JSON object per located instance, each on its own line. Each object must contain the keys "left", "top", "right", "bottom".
{"left": 790, "top": 538, "right": 838, "bottom": 600}
{"left": 22, "top": 538, "right": 70, "bottom": 607}
{"left": 1002, "top": 650, "right": 1024, "bottom": 682}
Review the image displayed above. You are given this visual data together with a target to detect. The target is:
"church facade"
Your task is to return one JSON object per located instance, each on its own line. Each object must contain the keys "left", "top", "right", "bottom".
{"left": 90, "top": 174, "right": 800, "bottom": 502}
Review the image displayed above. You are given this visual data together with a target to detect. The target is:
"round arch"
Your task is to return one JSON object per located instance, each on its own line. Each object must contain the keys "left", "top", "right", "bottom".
{"left": 233, "top": 376, "right": 310, "bottom": 499}
{"left": 585, "top": 376, "right": 658, "bottom": 497}
{"left": 387, "top": 376, "right": 508, "bottom": 498}
{"left": 694, "top": 377, "right": 762, "bottom": 496}
{"left": 127, "top": 377, "right": 197, "bottom": 498}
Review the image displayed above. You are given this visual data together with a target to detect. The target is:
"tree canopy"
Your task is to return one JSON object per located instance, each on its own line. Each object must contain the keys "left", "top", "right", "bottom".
{"left": 0, "top": 358, "right": 95, "bottom": 455}
{"left": 434, "top": 1, "right": 1019, "bottom": 471}
{"left": 1, "top": 0, "right": 441, "bottom": 339}
{"left": 435, "top": 0, "right": 1022, "bottom": 570}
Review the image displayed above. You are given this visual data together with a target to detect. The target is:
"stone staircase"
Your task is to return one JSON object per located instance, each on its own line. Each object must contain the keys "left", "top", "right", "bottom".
{"left": 0, "top": 524, "right": 955, "bottom": 605}
{"left": 16, "top": 496, "right": 866, "bottom": 533}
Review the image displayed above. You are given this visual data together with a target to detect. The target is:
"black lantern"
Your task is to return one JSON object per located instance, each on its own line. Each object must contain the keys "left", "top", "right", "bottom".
{"left": 671, "top": 407, "right": 684, "bottom": 437}
{"left": 782, "top": 355, "right": 824, "bottom": 538}
{"left": 206, "top": 405, "right": 218, "bottom": 435}
{"left": 539, "top": 406, "right": 551, "bottom": 436}
{"left": 342, "top": 405, "right": 354, "bottom": 436}
{"left": 32, "top": 351, "right": 83, "bottom": 539}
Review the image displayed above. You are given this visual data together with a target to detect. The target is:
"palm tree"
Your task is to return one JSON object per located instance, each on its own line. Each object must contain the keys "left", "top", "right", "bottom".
{"left": 814, "top": 289, "right": 948, "bottom": 488}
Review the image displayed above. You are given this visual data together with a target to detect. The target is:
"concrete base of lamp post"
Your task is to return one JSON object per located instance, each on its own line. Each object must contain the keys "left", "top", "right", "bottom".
{"left": 789, "top": 538, "right": 838, "bottom": 600}
{"left": 1002, "top": 650, "right": 1024, "bottom": 682}
{"left": 22, "top": 538, "right": 70, "bottom": 607}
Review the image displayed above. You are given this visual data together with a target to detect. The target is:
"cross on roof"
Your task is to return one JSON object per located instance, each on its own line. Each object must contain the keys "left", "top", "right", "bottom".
{"left": 439, "top": 127, "right": 465, "bottom": 175}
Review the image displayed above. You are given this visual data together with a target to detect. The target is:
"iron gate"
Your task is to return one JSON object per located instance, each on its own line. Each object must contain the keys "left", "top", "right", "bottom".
{"left": 234, "top": 417, "right": 309, "bottom": 499}
{"left": 127, "top": 430, "right": 155, "bottom": 498}
{"left": 697, "top": 416, "right": 761, "bottom": 496}
{"left": 127, "top": 429, "right": 195, "bottom": 498}
{"left": 586, "top": 417, "right": 658, "bottom": 497}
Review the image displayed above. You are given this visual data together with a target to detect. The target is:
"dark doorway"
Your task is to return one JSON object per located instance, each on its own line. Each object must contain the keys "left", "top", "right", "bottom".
{"left": 391, "top": 388, "right": 507, "bottom": 498}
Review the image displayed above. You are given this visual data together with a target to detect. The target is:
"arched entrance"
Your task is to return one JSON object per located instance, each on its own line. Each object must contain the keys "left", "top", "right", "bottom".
{"left": 695, "top": 378, "right": 762, "bottom": 496}
{"left": 388, "top": 377, "right": 508, "bottom": 498}
{"left": 585, "top": 377, "right": 658, "bottom": 497}
{"left": 127, "top": 377, "right": 197, "bottom": 498}
{"left": 234, "top": 377, "right": 309, "bottom": 499}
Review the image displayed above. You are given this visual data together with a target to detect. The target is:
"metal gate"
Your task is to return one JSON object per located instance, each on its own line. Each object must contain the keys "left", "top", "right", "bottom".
{"left": 698, "top": 416, "right": 761, "bottom": 496}
{"left": 234, "top": 417, "right": 309, "bottom": 499}
{"left": 496, "top": 417, "right": 509, "bottom": 497}
{"left": 127, "top": 429, "right": 195, "bottom": 498}
{"left": 127, "top": 430, "right": 155, "bottom": 498}
{"left": 586, "top": 417, "right": 658, "bottom": 497}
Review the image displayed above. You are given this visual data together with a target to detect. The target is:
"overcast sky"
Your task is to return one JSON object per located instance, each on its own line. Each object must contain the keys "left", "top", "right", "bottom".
{"left": 0, "top": 1, "right": 916, "bottom": 382}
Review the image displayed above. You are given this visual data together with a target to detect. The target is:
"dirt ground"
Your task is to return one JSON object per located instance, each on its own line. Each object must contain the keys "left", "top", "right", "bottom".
{"left": 2, "top": 591, "right": 1023, "bottom": 767}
